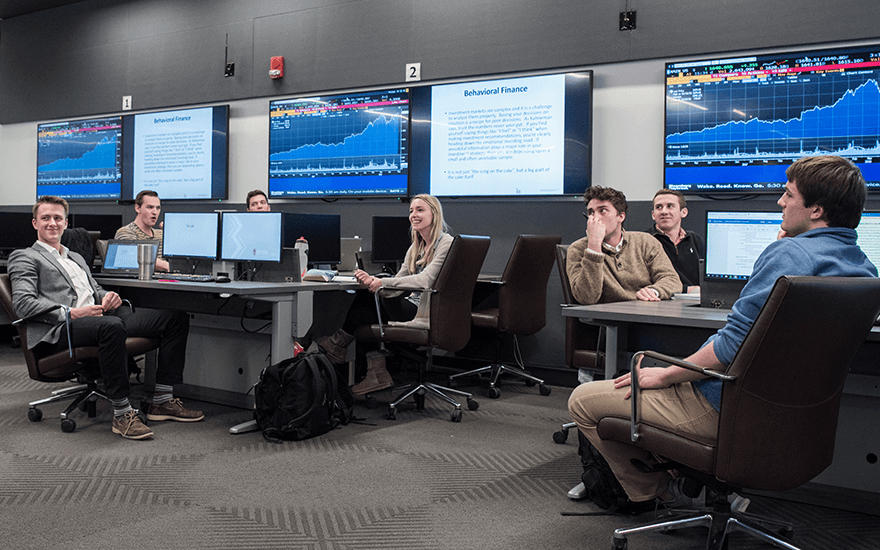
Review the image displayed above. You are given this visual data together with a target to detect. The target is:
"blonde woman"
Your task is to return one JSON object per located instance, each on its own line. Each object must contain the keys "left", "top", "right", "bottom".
{"left": 317, "top": 195, "right": 453, "bottom": 396}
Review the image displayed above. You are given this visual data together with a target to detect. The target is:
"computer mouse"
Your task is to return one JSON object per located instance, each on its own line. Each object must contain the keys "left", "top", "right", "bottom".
{"left": 216, "top": 276, "right": 232, "bottom": 283}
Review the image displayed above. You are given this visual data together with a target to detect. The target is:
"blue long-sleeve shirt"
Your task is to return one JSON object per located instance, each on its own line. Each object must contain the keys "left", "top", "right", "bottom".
{"left": 694, "top": 227, "right": 878, "bottom": 410}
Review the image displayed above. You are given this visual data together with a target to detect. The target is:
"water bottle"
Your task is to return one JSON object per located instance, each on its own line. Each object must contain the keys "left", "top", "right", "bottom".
{"left": 294, "top": 237, "right": 309, "bottom": 278}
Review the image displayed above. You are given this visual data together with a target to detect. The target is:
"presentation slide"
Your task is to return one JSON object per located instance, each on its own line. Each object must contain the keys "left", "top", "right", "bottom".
{"left": 429, "top": 74, "right": 566, "bottom": 196}
{"left": 132, "top": 107, "right": 214, "bottom": 199}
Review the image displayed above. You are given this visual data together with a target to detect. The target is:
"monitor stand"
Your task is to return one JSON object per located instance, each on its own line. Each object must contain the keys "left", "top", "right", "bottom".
{"left": 213, "top": 260, "right": 237, "bottom": 281}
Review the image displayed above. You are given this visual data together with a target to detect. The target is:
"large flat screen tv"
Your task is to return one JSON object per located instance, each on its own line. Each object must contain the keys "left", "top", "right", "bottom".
{"left": 122, "top": 105, "right": 229, "bottom": 201}
{"left": 665, "top": 43, "right": 880, "bottom": 194}
{"left": 268, "top": 88, "right": 410, "bottom": 198}
{"left": 36, "top": 116, "right": 124, "bottom": 200}
{"left": 408, "top": 68, "right": 593, "bottom": 197}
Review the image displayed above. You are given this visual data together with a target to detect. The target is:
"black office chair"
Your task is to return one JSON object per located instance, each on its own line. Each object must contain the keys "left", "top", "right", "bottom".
{"left": 355, "top": 234, "right": 491, "bottom": 422}
{"left": 448, "top": 234, "right": 560, "bottom": 398}
{"left": 553, "top": 243, "right": 605, "bottom": 444}
{"left": 597, "top": 276, "right": 880, "bottom": 550}
{"left": 0, "top": 274, "right": 159, "bottom": 433}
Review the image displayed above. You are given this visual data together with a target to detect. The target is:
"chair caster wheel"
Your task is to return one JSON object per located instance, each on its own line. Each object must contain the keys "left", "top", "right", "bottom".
{"left": 553, "top": 429, "right": 569, "bottom": 444}
{"left": 451, "top": 409, "right": 462, "bottom": 422}
{"left": 612, "top": 537, "right": 627, "bottom": 550}
{"left": 486, "top": 387, "right": 501, "bottom": 399}
{"left": 365, "top": 395, "right": 379, "bottom": 409}
{"left": 61, "top": 418, "right": 76, "bottom": 433}
{"left": 467, "top": 398, "right": 479, "bottom": 411}
{"left": 524, "top": 379, "right": 536, "bottom": 387}
{"left": 388, "top": 407, "right": 397, "bottom": 420}
{"left": 539, "top": 384, "right": 551, "bottom": 396}
{"left": 28, "top": 408, "right": 43, "bottom": 422}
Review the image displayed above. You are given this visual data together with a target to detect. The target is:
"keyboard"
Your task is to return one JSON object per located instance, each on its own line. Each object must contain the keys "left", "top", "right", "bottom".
{"left": 153, "top": 273, "right": 215, "bottom": 282}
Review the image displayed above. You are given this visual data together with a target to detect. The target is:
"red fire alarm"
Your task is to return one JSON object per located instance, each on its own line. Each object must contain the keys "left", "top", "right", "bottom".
{"left": 270, "top": 56, "right": 284, "bottom": 79}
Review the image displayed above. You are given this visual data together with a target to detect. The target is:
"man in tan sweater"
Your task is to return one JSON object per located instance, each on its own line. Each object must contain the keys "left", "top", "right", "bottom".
{"left": 567, "top": 186, "right": 681, "bottom": 305}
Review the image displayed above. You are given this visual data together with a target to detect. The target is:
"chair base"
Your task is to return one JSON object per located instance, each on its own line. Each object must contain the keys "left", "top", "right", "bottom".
{"left": 28, "top": 380, "right": 110, "bottom": 432}
{"left": 367, "top": 379, "right": 479, "bottom": 422}
{"left": 553, "top": 420, "right": 577, "bottom": 444}
{"left": 448, "top": 362, "right": 550, "bottom": 398}
{"left": 612, "top": 501, "right": 798, "bottom": 550}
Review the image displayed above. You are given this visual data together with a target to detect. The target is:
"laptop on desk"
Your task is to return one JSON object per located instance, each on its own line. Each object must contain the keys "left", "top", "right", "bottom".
{"left": 99, "top": 240, "right": 158, "bottom": 278}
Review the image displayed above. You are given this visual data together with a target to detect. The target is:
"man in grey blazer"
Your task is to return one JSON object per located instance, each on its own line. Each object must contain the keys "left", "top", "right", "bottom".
{"left": 8, "top": 196, "right": 203, "bottom": 440}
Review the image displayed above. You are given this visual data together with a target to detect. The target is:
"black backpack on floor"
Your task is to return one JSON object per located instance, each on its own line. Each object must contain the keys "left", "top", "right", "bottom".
{"left": 254, "top": 351, "right": 354, "bottom": 442}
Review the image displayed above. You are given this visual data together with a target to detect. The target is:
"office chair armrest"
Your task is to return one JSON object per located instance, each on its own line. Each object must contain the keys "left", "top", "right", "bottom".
{"left": 11, "top": 303, "right": 63, "bottom": 325}
{"left": 628, "top": 350, "right": 735, "bottom": 443}
{"left": 376, "top": 285, "right": 438, "bottom": 295}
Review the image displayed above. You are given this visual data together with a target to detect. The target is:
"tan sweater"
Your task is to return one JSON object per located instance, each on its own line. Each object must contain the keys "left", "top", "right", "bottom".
{"left": 567, "top": 231, "right": 681, "bottom": 305}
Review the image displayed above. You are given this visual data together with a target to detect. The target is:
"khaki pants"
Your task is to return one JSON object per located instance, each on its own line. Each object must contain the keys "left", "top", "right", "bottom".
{"left": 567, "top": 379, "right": 719, "bottom": 502}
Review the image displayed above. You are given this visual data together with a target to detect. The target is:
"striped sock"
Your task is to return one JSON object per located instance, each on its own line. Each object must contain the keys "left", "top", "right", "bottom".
{"left": 153, "top": 384, "right": 174, "bottom": 405}
{"left": 111, "top": 397, "right": 132, "bottom": 417}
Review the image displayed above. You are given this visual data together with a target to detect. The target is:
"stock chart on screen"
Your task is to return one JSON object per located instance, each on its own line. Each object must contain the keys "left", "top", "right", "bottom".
{"left": 665, "top": 44, "right": 880, "bottom": 193}
{"left": 268, "top": 88, "right": 409, "bottom": 197}
{"left": 37, "top": 116, "right": 123, "bottom": 200}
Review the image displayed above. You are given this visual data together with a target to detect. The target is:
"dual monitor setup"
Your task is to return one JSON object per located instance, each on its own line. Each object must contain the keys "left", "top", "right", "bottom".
{"left": 160, "top": 212, "right": 413, "bottom": 276}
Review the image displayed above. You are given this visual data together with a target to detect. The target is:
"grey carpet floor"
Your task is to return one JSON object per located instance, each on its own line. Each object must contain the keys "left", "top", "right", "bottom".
{"left": 1, "top": 348, "right": 879, "bottom": 549}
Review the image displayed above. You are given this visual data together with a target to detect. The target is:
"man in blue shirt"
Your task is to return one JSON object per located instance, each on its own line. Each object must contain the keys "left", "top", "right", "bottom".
{"left": 568, "top": 155, "right": 877, "bottom": 506}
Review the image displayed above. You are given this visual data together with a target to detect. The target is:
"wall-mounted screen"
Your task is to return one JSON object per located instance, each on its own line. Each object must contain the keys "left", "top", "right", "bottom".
{"left": 371, "top": 215, "right": 412, "bottom": 264}
{"left": 704, "top": 211, "right": 782, "bottom": 281}
{"left": 856, "top": 211, "right": 880, "bottom": 269}
{"left": 36, "top": 116, "right": 123, "bottom": 200}
{"left": 665, "top": 44, "right": 880, "bottom": 194}
{"left": 408, "top": 69, "right": 593, "bottom": 197}
{"left": 268, "top": 88, "right": 410, "bottom": 198}
{"left": 162, "top": 212, "right": 220, "bottom": 260}
{"left": 122, "top": 105, "right": 229, "bottom": 201}
{"left": 221, "top": 212, "right": 282, "bottom": 262}
{"left": 281, "top": 212, "right": 341, "bottom": 265}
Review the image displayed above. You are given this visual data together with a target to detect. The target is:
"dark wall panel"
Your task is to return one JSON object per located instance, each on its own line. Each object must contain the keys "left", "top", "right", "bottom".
{"left": 2, "top": 0, "right": 879, "bottom": 123}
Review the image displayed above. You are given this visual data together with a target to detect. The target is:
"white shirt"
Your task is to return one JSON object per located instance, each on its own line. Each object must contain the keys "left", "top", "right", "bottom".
{"left": 34, "top": 240, "right": 95, "bottom": 309}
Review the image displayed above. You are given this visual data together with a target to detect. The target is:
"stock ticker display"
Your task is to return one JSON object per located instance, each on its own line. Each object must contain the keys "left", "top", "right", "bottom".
{"left": 36, "top": 116, "right": 124, "bottom": 199}
{"left": 268, "top": 88, "right": 409, "bottom": 197}
{"left": 665, "top": 44, "right": 880, "bottom": 193}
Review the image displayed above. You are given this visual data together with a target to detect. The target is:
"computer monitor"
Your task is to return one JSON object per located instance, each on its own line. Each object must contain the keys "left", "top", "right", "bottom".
{"left": 162, "top": 212, "right": 220, "bottom": 260}
{"left": 704, "top": 211, "right": 783, "bottom": 281}
{"left": 856, "top": 211, "right": 880, "bottom": 269}
{"left": 122, "top": 105, "right": 229, "bottom": 200}
{"left": 281, "top": 212, "right": 341, "bottom": 265}
{"left": 68, "top": 213, "right": 124, "bottom": 240}
{"left": 221, "top": 212, "right": 283, "bottom": 262}
{"left": 408, "top": 68, "right": 593, "bottom": 197}
{"left": 268, "top": 88, "right": 409, "bottom": 198}
{"left": 665, "top": 42, "right": 880, "bottom": 194}
{"left": 0, "top": 212, "right": 37, "bottom": 253}
{"left": 36, "top": 115, "right": 124, "bottom": 201}
{"left": 371, "top": 216, "right": 412, "bottom": 264}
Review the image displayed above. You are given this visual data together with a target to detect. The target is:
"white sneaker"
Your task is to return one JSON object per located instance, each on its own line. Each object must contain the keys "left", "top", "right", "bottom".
{"left": 568, "top": 481, "right": 587, "bottom": 500}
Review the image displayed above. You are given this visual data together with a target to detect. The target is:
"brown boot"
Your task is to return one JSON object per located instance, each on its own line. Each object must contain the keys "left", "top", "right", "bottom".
{"left": 315, "top": 329, "right": 355, "bottom": 363}
{"left": 351, "top": 350, "right": 394, "bottom": 396}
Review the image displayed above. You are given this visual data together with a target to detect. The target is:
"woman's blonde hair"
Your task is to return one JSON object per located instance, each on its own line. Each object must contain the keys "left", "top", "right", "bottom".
{"left": 407, "top": 194, "right": 447, "bottom": 273}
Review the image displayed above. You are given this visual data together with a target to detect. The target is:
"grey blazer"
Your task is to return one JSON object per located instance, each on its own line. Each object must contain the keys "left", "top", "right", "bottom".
{"left": 8, "top": 243, "right": 106, "bottom": 350}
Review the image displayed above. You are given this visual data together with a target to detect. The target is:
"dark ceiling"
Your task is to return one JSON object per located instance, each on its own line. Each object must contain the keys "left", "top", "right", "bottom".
{"left": 0, "top": 0, "right": 84, "bottom": 19}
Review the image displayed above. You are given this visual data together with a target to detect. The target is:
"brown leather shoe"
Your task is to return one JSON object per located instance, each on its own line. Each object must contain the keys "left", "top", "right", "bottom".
{"left": 315, "top": 329, "right": 355, "bottom": 363}
{"left": 112, "top": 410, "right": 154, "bottom": 440}
{"left": 145, "top": 398, "right": 205, "bottom": 422}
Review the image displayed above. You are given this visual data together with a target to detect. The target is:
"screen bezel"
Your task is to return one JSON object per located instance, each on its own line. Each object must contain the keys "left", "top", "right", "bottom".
{"left": 664, "top": 43, "right": 880, "bottom": 195}
{"left": 220, "top": 211, "right": 283, "bottom": 263}
{"left": 36, "top": 115, "right": 124, "bottom": 201}
{"left": 161, "top": 212, "right": 220, "bottom": 260}
{"left": 122, "top": 105, "right": 229, "bottom": 201}
{"left": 408, "top": 67, "right": 593, "bottom": 198}
{"left": 268, "top": 88, "right": 410, "bottom": 199}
